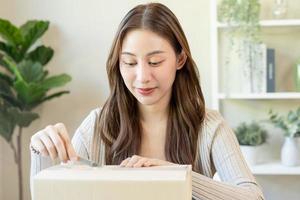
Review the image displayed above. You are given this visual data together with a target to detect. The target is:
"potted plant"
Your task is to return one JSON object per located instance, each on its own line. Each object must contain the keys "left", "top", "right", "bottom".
{"left": 268, "top": 107, "right": 300, "bottom": 166}
{"left": 234, "top": 121, "right": 268, "bottom": 165}
{"left": 0, "top": 18, "right": 72, "bottom": 200}
{"left": 218, "top": 0, "right": 264, "bottom": 94}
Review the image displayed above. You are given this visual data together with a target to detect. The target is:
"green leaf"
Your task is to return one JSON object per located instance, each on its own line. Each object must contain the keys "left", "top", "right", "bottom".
{"left": 0, "top": 110, "right": 15, "bottom": 142}
{"left": 14, "top": 80, "right": 46, "bottom": 105}
{"left": 27, "top": 45, "right": 54, "bottom": 65}
{"left": 31, "top": 90, "right": 70, "bottom": 109}
{"left": 0, "top": 41, "right": 22, "bottom": 62}
{"left": 297, "top": 107, "right": 300, "bottom": 117}
{"left": 0, "top": 101, "right": 16, "bottom": 142}
{"left": 287, "top": 111, "right": 297, "bottom": 122}
{"left": 0, "top": 79, "right": 14, "bottom": 98}
{"left": 0, "top": 104, "right": 39, "bottom": 142}
{"left": 17, "top": 60, "right": 44, "bottom": 82}
{"left": 1, "top": 55, "right": 23, "bottom": 80}
{"left": 41, "top": 74, "right": 71, "bottom": 90}
{"left": 234, "top": 121, "right": 268, "bottom": 146}
{"left": 7, "top": 107, "right": 39, "bottom": 127}
{"left": 20, "top": 20, "right": 49, "bottom": 53}
{"left": 0, "top": 71, "right": 13, "bottom": 85}
{"left": 0, "top": 79, "right": 21, "bottom": 108}
{"left": 0, "top": 18, "right": 23, "bottom": 46}
{"left": 0, "top": 53, "right": 14, "bottom": 73}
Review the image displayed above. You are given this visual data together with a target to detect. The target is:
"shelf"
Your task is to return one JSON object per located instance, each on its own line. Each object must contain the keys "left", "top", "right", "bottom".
{"left": 250, "top": 161, "right": 300, "bottom": 175}
{"left": 218, "top": 92, "right": 300, "bottom": 100}
{"left": 217, "top": 19, "right": 300, "bottom": 28}
{"left": 213, "top": 160, "right": 300, "bottom": 180}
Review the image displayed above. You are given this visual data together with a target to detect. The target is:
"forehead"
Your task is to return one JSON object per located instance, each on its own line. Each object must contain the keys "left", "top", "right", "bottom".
{"left": 121, "top": 29, "right": 174, "bottom": 55}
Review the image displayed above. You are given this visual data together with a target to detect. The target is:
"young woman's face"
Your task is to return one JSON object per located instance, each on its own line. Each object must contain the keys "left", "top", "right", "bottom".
{"left": 119, "top": 29, "right": 182, "bottom": 106}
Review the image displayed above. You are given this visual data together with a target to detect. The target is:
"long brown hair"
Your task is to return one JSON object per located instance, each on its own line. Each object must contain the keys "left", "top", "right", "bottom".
{"left": 95, "top": 3, "right": 205, "bottom": 168}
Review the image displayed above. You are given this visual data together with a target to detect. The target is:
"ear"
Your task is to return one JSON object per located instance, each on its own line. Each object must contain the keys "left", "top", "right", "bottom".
{"left": 176, "top": 51, "right": 187, "bottom": 70}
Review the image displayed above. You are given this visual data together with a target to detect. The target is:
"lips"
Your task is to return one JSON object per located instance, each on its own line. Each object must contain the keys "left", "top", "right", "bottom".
{"left": 136, "top": 87, "right": 155, "bottom": 95}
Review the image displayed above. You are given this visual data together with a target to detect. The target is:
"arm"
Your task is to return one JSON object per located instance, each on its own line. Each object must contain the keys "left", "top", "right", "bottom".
{"left": 192, "top": 116, "right": 265, "bottom": 200}
{"left": 29, "top": 109, "right": 98, "bottom": 195}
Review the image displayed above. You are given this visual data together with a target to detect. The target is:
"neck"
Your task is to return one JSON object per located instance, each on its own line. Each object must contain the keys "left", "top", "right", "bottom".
{"left": 138, "top": 92, "right": 171, "bottom": 124}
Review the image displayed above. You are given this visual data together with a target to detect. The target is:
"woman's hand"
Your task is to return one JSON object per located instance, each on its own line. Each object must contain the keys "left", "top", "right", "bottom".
{"left": 120, "top": 155, "right": 178, "bottom": 168}
{"left": 30, "top": 123, "right": 78, "bottom": 162}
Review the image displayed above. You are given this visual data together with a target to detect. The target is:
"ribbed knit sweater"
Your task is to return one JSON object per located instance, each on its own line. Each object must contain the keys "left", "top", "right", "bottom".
{"left": 30, "top": 108, "right": 265, "bottom": 199}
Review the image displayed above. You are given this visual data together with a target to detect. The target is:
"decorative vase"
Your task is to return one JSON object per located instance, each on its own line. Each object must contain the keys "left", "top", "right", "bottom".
{"left": 281, "top": 137, "right": 300, "bottom": 166}
{"left": 240, "top": 144, "right": 267, "bottom": 166}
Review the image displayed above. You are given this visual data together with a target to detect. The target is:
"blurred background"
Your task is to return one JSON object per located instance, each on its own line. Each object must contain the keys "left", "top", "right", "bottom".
{"left": 0, "top": 0, "right": 299, "bottom": 200}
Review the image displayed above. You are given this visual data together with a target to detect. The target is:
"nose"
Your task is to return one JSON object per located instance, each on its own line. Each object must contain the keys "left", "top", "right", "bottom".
{"left": 136, "top": 61, "right": 151, "bottom": 83}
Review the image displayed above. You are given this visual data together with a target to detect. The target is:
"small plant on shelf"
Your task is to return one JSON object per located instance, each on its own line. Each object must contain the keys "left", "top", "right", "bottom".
{"left": 268, "top": 107, "right": 300, "bottom": 138}
{"left": 268, "top": 107, "right": 300, "bottom": 166}
{"left": 234, "top": 121, "right": 268, "bottom": 165}
{"left": 235, "top": 121, "right": 268, "bottom": 146}
{"left": 218, "top": 0, "right": 261, "bottom": 42}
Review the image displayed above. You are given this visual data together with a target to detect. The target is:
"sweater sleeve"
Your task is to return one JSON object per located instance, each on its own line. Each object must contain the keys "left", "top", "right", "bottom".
{"left": 191, "top": 113, "right": 265, "bottom": 200}
{"left": 29, "top": 109, "right": 98, "bottom": 195}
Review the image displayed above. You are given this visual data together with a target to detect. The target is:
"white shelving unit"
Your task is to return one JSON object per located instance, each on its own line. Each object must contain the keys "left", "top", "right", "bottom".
{"left": 210, "top": 0, "right": 300, "bottom": 175}
{"left": 218, "top": 92, "right": 300, "bottom": 99}
{"left": 217, "top": 19, "right": 300, "bottom": 28}
{"left": 251, "top": 161, "right": 300, "bottom": 175}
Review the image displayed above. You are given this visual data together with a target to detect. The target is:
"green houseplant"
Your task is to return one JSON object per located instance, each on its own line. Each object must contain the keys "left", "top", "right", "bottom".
{"left": 235, "top": 121, "right": 268, "bottom": 146}
{"left": 218, "top": 0, "right": 264, "bottom": 94}
{"left": 218, "top": 0, "right": 261, "bottom": 41}
{"left": 268, "top": 107, "right": 300, "bottom": 166}
{"left": 234, "top": 121, "right": 268, "bottom": 165}
{"left": 268, "top": 107, "right": 300, "bottom": 138}
{"left": 0, "top": 18, "right": 71, "bottom": 200}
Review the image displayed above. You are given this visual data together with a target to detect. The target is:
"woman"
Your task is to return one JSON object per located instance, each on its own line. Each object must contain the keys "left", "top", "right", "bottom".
{"left": 30, "top": 3, "right": 265, "bottom": 199}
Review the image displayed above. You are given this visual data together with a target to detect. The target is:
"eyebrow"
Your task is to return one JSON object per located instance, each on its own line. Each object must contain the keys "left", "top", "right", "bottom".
{"left": 121, "top": 50, "right": 165, "bottom": 57}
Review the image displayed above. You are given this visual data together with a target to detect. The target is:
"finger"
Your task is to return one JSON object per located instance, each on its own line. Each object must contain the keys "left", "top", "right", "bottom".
{"left": 144, "top": 159, "right": 158, "bottom": 167}
{"left": 120, "top": 157, "right": 131, "bottom": 167}
{"left": 133, "top": 158, "right": 148, "bottom": 168}
{"left": 54, "top": 123, "right": 77, "bottom": 160}
{"left": 125, "top": 155, "right": 140, "bottom": 167}
{"left": 47, "top": 126, "right": 68, "bottom": 162}
{"left": 40, "top": 131, "right": 58, "bottom": 160}
{"left": 31, "top": 136, "right": 49, "bottom": 156}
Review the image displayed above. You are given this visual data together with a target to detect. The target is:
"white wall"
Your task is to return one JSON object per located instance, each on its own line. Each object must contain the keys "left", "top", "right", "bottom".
{"left": 0, "top": 1, "right": 210, "bottom": 199}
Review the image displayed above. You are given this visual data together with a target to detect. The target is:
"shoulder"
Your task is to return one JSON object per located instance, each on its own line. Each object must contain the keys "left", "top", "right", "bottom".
{"left": 72, "top": 107, "right": 101, "bottom": 145}
{"left": 203, "top": 108, "right": 225, "bottom": 129}
{"left": 77, "top": 107, "right": 101, "bottom": 131}
{"left": 199, "top": 108, "right": 227, "bottom": 140}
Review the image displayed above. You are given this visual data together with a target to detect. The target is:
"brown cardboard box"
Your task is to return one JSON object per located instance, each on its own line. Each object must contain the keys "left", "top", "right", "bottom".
{"left": 32, "top": 164, "right": 192, "bottom": 200}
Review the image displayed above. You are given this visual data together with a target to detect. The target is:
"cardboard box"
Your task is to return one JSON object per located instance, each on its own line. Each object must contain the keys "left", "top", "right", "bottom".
{"left": 32, "top": 164, "right": 192, "bottom": 200}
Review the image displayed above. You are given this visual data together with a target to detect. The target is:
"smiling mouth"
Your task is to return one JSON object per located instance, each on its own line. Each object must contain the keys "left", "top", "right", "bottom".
{"left": 136, "top": 88, "right": 156, "bottom": 95}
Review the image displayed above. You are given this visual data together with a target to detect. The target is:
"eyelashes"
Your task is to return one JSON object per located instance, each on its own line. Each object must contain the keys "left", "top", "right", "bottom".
{"left": 123, "top": 61, "right": 136, "bottom": 66}
{"left": 122, "top": 60, "right": 165, "bottom": 67}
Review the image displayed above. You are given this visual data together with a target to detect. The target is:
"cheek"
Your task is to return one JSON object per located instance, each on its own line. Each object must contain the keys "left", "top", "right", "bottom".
{"left": 120, "top": 67, "right": 134, "bottom": 88}
{"left": 157, "top": 62, "right": 177, "bottom": 86}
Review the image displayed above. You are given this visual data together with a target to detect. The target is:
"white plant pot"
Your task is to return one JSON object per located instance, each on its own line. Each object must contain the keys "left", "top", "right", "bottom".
{"left": 240, "top": 144, "right": 267, "bottom": 166}
{"left": 281, "top": 137, "right": 300, "bottom": 166}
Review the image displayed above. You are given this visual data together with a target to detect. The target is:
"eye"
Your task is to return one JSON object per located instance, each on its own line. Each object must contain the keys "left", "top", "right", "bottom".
{"left": 122, "top": 61, "right": 137, "bottom": 66}
{"left": 149, "top": 60, "right": 164, "bottom": 67}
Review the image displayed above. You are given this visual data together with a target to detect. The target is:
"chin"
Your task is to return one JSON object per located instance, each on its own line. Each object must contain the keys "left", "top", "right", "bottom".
{"left": 136, "top": 98, "right": 157, "bottom": 105}
{"left": 135, "top": 96, "right": 160, "bottom": 106}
